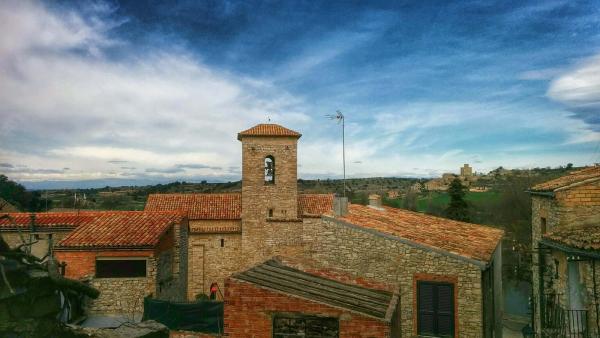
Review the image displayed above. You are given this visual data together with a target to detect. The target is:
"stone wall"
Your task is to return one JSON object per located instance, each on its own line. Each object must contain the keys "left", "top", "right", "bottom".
{"left": 88, "top": 260, "right": 156, "bottom": 314}
{"left": 2, "top": 230, "right": 71, "bottom": 258}
{"left": 300, "top": 217, "right": 486, "bottom": 337}
{"left": 187, "top": 231, "right": 242, "bottom": 300}
{"left": 531, "top": 182, "right": 600, "bottom": 332}
{"left": 224, "top": 278, "right": 392, "bottom": 338}
{"left": 240, "top": 136, "right": 299, "bottom": 268}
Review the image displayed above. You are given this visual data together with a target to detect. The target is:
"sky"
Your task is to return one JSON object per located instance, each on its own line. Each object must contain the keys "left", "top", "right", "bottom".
{"left": 1, "top": 0, "right": 600, "bottom": 189}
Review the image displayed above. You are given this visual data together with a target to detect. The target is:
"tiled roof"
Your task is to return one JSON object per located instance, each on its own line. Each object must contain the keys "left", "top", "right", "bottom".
{"left": 0, "top": 211, "right": 104, "bottom": 230}
{"left": 531, "top": 166, "right": 600, "bottom": 192}
{"left": 237, "top": 123, "right": 301, "bottom": 140}
{"left": 298, "top": 194, "right": 334, "bottom": 217}
{"left": 145, "top": 193, "right": 242, "bottom": 219}
{"left": 544, "top": 224, "right": 600, "bottom": 251}
{"left": 232, "top": 258, "right": 397, "bottom": 320}
{"left": 329, "top": 204, "right": 504, "bottom": 264}
{"left": 145, "top": 193, "right": 333, "bottom": 219}
{"left": 58, "top": 211, "right": 184, "bottom": 249}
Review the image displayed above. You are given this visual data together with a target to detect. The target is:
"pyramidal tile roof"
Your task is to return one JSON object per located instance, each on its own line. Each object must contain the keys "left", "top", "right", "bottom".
{"left": 237, "top": 123, "right": 301, "bottom": 140}
{"left": 530, "top": 166, "right": 600, "bottom": 192}
{"left": 57, "top": 211, "right": 184, "bottom": 249}
{"left": 328, "top": 204, "right": 504, "bottom": 264}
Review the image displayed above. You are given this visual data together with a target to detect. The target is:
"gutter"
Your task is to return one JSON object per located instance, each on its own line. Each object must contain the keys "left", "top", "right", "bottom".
{"left": 322, "top": 215, "right": 489, "bottom": 270}
{"left": 539, "top": 239, "right": 600, "bottom": 260}
{"left": 526, "top": 190, "right": 555, "bottom": 197}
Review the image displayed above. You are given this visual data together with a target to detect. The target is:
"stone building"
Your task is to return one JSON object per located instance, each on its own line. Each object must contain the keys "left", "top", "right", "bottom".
{"left": 0, "top": 197, "right": 18, "bottom": 212}
{"left": 461, "top": 164, "right": 473, "bottom": 177}
{"left": 147, "top": 123, "right": 505, "bottom": 337}
{"left": 53, "top": 211, "right": 189, "bottom": 314}
{"left": 529, "top": 166, "right": 600, "bottom": 336}
{"left": 0, "top": 211, "right": 104, "bottom": 258}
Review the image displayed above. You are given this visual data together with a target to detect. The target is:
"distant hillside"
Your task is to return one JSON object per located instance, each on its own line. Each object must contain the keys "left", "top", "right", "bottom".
{"left": 39, "top": 177, "right": 419, "bottom": 211}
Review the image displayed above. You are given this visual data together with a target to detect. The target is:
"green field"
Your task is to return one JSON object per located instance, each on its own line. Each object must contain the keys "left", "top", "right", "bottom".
{"left": 415, "top": 191, "right": 500, "bottom": 213}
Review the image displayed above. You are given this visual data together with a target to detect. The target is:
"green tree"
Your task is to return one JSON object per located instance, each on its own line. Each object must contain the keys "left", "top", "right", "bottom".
{"left": 444, "top": 178, "right": 470, "bottom": 222}
{"left": 0, "top": 174, "right": 49, "bottom": 211}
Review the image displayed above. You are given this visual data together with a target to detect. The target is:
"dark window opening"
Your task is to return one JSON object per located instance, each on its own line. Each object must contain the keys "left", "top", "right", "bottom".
{"left": 417, "top": 281, "right": 455, "bottom": 337}
{"left": 96, "top": 259, "right": 147, "bottom": 278}
{"left": 273, "top": 314, "right": 339, "bottom": 338}
{"left": 541, "top": 217, "right": 547, "bottom": 234}
{"left": 268, "top": 209, "right": 274, "bottom": 218}
{"left": 220, "top": 238, "right": 225, "bottom": 247}
{"left": 265, "top": 156, "right": 275, "bottom": 184}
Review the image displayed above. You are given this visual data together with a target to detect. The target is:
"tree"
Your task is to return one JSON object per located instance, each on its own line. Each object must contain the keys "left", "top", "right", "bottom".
{"left": 444, "top": 178, "right": 470, "bottom": 222}
{"left": 0, "top": 175, "right": 48, "bottom": 212}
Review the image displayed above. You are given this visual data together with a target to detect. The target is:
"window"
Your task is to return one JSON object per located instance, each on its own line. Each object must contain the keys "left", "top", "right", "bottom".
{"left": 417, "top": 281, "right": 455, "bottom": 337}
{"left": 220, "top": 238, "right": 225, "bottom": 247}
{"left": 273, "top": 314, "right": 338, "bottom": 338}
{"left": 265, "top": 156, "right": 275, "bottom": 184}
{"left": 96, "top": 258, "right": 147, "bottom": 278}
{"left": 268, "top": 209, "right": 274, "bottom": 218}
{"left": 541, "top": 217, "right": 547, "bottom": 234}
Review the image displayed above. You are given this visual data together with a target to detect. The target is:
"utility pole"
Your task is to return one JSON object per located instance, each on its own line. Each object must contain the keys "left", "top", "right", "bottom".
{"left": 326, "top": 110, "right": 346, "bottom": 197}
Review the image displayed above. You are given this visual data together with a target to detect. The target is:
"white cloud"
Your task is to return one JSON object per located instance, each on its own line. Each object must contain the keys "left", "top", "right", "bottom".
{"left": 0, "top": 0, "right": 310, "bottom": 183}
{"left": 548, "top": 55, "right": 600, "bottom": 109}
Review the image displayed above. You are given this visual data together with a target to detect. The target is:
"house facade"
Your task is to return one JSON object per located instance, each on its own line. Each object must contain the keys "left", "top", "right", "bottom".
{"left": 529, "top": 166, "right": 600, "bottom": 337}
{"left": 146, "top": 123, "right": 505, "bottom": 337}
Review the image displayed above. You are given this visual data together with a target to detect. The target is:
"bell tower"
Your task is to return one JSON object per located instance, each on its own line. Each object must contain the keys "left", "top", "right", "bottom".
{"left": 238, "top": 123, "right": 301, "bottom": 265}
{"left": 238, "top": 123, "right": 301, "bottom": 220}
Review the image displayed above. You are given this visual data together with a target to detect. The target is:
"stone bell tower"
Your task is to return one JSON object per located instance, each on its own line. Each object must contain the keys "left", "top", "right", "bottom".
{"left": 237, "top": 123, "right": 301, "bottom": 265}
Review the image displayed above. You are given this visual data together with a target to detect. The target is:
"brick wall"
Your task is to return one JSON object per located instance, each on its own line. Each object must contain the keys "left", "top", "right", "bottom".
{"left": 300, "top": 217, "right": 485, "bottom": 337}
{"left": 224, "top": 278, "right": 391, "bottom": 338}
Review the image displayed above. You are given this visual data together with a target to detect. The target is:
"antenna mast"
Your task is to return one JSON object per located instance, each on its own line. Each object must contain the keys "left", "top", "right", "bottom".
{"left": 326, "top": 110, "right": 346, "bottom": 197}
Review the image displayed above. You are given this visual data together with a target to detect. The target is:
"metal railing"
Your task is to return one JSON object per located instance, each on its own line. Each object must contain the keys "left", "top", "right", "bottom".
{"left": 542, "top": 295, "right": 589, "bottom": 338}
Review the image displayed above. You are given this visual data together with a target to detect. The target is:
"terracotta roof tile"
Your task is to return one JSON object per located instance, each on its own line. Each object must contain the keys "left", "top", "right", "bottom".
{"left": 146, "top": 193, "right": 333, "bottom": 219}
{"left": 145, "top": 193, "right": 241, "bottom": 219}
{"left": 531, "top": 166, "right": 600, "bottom": 192}
{"left": 331, "top": 204, "right": 504, "bottom": 263}
{"left": 57, "top": 211, "right": 184, "bottom": 249}
{"left": 237, "top": 123, "right": 301, "bottom": 140}
{"left": 0, "top": 211, "right": 104, "bottom": 230}
{"left": 544, "top": 224, "right": 600, "bottom": 251}
{"left": 298, "top": 194, "right": 334, "bottom": 217}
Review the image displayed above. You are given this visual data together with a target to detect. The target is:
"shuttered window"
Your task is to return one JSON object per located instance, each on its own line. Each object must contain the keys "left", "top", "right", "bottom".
{"left": 417, "top": 281, "right": 455, "bottom": 337}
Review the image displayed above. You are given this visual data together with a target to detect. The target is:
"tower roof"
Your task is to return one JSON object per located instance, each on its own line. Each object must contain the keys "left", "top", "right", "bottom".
{"left": 237, "top": 123, "right": 301, "bottom": 140}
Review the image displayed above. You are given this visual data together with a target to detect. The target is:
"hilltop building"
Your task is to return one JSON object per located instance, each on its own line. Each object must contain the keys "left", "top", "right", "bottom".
{"left": 423, "top": 164, "right": 479, "bottom": 191}
{"left": 145, "top": 124, "right": 504, "bottom": 337}
{"left": 529, "top": 166, "right": 600, "bottom": 337}
{"left": 1, "top": 123, "right": 504, "bottom": 337}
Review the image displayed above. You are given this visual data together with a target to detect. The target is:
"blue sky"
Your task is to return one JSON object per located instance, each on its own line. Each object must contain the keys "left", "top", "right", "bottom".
{"left": 1, "top": 0, "right": 599, "bottom": 189}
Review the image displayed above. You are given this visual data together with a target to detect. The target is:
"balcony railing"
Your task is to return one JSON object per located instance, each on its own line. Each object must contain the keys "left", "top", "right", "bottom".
{"left": 542, "top": 295, "right": 589, "bottom": 338}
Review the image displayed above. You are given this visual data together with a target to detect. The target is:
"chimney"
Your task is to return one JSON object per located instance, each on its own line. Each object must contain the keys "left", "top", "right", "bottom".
{"left": 368, "top": 194, "right": 383, "bottom": 209}
{"left": 333, "top": 196, "right": 348, "bottom": 217}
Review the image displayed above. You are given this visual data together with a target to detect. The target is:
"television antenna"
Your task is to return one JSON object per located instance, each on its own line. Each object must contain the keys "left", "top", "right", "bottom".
{"left": 325, "top": 110, "right": 346, "bottom": 197}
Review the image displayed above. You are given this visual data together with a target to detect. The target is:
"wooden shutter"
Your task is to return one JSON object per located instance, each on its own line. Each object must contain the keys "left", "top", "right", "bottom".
{"left": 417, "top": 281, "right": 454, "bottom": 337}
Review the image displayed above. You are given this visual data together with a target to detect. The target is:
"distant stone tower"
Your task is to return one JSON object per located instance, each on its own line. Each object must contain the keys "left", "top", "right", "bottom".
{"left": 237, "top": 123, "right": 302, "bottom": 266}
{"left": 461, "top": 163, "right": 473, "bottom": 177}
